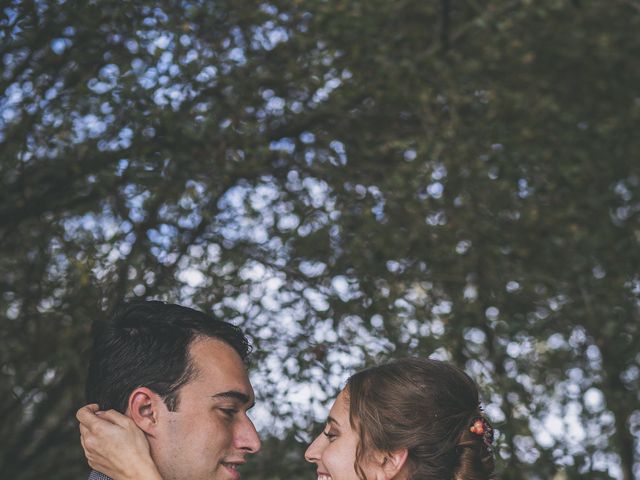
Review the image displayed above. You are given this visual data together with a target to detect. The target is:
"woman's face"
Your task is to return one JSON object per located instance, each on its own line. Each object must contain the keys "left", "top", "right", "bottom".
{"left": 304, "top": 389, "right": 381, "bottom": 480}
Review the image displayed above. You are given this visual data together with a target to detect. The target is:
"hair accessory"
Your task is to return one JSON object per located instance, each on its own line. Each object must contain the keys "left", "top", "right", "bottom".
{"left": 470, "top": 417, "right": 494, "bottom": 448}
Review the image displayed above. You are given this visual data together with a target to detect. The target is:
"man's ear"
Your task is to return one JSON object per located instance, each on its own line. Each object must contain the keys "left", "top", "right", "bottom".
{"left": 127, "top": 387, "right": 164, "bottom": 436}
{"left": 378, "top": 448, "right": 409, "bottom": 480}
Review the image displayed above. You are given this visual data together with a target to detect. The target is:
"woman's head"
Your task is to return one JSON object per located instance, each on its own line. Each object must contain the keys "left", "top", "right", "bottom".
{"left": 305, "top": 358, "right": 495, "bottom": 480}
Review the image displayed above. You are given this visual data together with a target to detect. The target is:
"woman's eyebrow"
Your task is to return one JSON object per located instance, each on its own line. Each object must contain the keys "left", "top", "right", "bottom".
{"left": 327, "top": 415, "right": 340, "bottom": 426}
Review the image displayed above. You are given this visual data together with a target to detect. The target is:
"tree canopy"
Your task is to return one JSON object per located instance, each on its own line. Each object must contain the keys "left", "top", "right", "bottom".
{"left": 1, "top": 1, "right": 639, "bottom": 479}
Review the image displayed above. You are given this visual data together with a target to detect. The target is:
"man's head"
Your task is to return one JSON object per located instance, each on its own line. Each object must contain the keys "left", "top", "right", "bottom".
{"left": 86, "top": 300, "right": 261, "bottom": 480}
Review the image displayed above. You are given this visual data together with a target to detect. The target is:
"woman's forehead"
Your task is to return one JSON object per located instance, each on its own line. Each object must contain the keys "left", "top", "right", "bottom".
{"left": 328, "top": 389, "right": 350, "bottom": 419}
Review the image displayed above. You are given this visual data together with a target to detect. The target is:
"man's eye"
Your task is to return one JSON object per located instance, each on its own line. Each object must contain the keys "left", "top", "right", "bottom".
{"left": 221, "top": 408, "right": 238, "bottom": 417}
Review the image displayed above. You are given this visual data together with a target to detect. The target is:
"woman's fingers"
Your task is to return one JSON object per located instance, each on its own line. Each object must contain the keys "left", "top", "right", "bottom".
{"left": 80, "top": 421, "right": 112, "bottom": 473}
{"left": 94, "top": 409, "right": 134, "bottom": 429}
{"left": 79, "top": 429, "right": 87, "bottom": 452}
{"left": 76, "top": 404, "right": 133, "bottom": 433}
{"left": 76, "top": 404, "right": 103, "bottom": 428}
{"left": 79, "top": 423, "right": 90, "bottom": 440}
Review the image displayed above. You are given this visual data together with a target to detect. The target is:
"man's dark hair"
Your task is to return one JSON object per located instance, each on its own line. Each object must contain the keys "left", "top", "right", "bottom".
{"left": 85, "top": 300, "right": 251, "bottom": 413}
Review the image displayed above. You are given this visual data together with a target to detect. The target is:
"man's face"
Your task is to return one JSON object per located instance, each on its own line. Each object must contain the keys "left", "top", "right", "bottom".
{"left": 149, "top": 337, "right": 261, "bottom": 480}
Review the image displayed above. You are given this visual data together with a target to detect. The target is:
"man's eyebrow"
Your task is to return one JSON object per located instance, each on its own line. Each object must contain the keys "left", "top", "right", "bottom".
{"left": 211, "top": 390, "right": 255, "bottom": 408}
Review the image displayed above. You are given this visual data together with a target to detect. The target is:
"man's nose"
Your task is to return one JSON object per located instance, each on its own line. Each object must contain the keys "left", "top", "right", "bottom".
{"left": 236, "top": 415, "right": 261, "bottom": 454}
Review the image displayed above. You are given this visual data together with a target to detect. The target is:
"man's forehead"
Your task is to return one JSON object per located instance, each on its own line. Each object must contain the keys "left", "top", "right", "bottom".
{"left": 189, "top": 336, "right": 246, "bottom": 364}
{"left": 188, "top": 337, "right": 254, "bottom": 395}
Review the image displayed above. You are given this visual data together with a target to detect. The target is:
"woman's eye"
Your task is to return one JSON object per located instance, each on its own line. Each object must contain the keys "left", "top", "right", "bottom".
{"left": 323, "top": 430, "right": 337, "bottom": 441}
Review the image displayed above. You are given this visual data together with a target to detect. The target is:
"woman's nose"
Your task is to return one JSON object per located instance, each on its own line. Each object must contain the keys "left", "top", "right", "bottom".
{"left": 304, "top": 434, "right": 322, "bottom": 463}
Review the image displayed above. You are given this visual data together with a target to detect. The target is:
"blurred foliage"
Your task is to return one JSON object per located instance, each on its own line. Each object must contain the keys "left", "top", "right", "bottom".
{"left": 1, "top": 0, "right": 639, "bottom": 479}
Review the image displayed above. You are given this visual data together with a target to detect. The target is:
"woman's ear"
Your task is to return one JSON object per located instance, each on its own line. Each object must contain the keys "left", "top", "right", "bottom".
{"left": 380, "top": 448, "right": 409, "bottom": 479}
{"left": 127, "top": 387, "right": 162, "bottom": 436}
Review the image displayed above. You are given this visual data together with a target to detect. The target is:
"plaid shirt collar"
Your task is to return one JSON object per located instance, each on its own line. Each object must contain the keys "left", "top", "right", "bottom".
{"left": 88, "top": 470, "right": 112, "bottom": 480}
